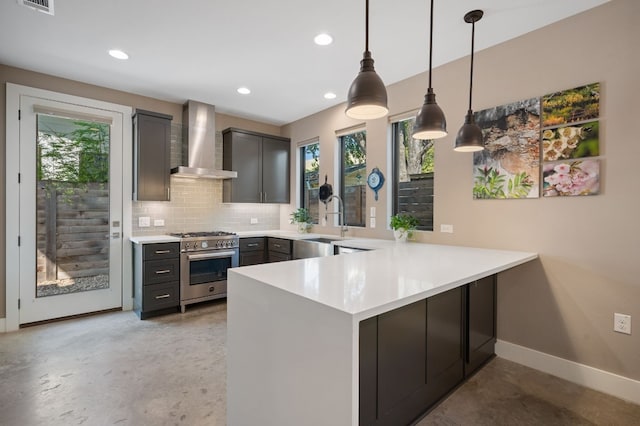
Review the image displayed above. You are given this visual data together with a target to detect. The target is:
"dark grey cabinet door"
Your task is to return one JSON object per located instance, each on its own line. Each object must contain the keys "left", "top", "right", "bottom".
{"left": 262, "top": 137, "right": 290, "bottom": 203}
{"left": 377, "top": 300, "right": 427, "bottom": 423}
{"left": 426, "top": 287, "right": 464, "bottom": 406}
{"left": 223, "top": 128, "right": 290, "bottom": 204}
{"left": 224, "top": 131, "right": 262, "bottom": 203}
{"left": 466, "top": 275, "right": 496, "bottom": 376}
{"left": 133, "top": 110, "right": 171, "bottom": 201}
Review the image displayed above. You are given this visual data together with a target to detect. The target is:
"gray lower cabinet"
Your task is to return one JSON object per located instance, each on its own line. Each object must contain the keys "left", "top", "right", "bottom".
{"left": 133, "top": 109, "right": 173, "bottom": 201}
{"left": 239, "top": 237, "right": 267, "bottom": 266}
{"left": 466, "top": 275, "right": 497, "bottom": 376}
{"left": 267, "top": 238, "right": 292, "bottom": 262}
{"left": 360, "top": 275, "right": 496, "bottom": 425}
{"left": 222, "top": 128, "right": 290, "bottom": 203}
{"left": 133, "top": 242, "right": 180, "bottom": 319}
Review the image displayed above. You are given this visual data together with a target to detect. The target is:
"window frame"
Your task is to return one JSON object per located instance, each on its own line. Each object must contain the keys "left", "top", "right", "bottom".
{"left": 338, "top": 130, "right": 367, "bottom": 228}
{"left": 298, "top": 140, "right": 320, "bottom": 224}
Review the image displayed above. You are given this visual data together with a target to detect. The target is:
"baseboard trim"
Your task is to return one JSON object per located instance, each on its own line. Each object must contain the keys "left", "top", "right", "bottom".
{"left": 496, "top": 340, "right": 640, "bottom": 405}
{"left": 0, "top": 317, "right": 6, "bottom": 333}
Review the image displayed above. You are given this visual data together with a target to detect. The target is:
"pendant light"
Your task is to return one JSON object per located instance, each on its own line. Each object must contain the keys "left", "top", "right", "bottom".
{"left": 345, "top": 0, "right": 388, "bottom": 120}
{"left": 454, "top": 10, "right": 484, "bottom": 152}
{"left": 412, "top": 0, "right": 447, "bottom": 140}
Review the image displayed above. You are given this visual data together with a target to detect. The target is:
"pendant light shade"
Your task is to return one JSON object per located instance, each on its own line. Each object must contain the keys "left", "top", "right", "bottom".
{"left": 454, "top": 10, "right": 484, "bottom": 152}
{"left": 346, "top": 0, "right": 388, "bottom": 120}
{"left": 412, "top": 0, "right": 447, "bottom": 140}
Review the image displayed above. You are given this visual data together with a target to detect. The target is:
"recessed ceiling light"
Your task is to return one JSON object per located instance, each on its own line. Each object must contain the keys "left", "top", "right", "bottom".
{"left": 314, "top": 33, "right": 333, "bottom": 46}
{"left": 108, "top": 49, "right": 129, "bottom": 60}
{"left": 324, "top": 92, "right": 337, "bottom": 100}
{"left": 237, "top": 87, "right": 251, "bottom": 95}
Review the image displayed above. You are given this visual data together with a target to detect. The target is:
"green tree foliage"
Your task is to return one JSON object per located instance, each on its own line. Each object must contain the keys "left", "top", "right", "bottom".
{"left": 37, "top": 120, "right": 109, "bottom": 184}
{"left": 342, "top": 131, "right": 366, "bottom": 166}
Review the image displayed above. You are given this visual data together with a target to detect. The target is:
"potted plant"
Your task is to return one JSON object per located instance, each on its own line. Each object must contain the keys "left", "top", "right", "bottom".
{"left": 290, "top": 208, "right": 312, "bottom": 233}
{"left": 390, "top": 214, "right": 419, "bottom": 242}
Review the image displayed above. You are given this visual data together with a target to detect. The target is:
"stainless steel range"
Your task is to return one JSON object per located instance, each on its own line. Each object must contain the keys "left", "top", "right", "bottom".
{"left": 170, "top": 231, "right": 239, "bottom": 312}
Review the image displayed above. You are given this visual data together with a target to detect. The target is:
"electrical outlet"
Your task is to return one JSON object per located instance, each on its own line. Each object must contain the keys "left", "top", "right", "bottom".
{"left": 153, "top": 219, "right": 165, "bottom": 227}
{"left": 614, "top": 313, "right": 631, "bottom": 335}
{"left": 250, "top": 218, "right": 258, "bottom": 224}
{"left": 370, "top": 217, "right": 376, "bottom": 228}
{"left": 440, "top": 224, "right": 454, "bottom": 233}
{"left": 138, "top": 216, "right": 150, "bottom": 227}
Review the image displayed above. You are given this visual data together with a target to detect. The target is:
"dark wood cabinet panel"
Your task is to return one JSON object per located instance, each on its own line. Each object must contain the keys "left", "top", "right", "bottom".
{"left": 133, "top": 110, "right": 172, "bottom": 201}
{"left": 223, "top": 128, "right": 290, "bottom": 204}
{"left": 262, "top": 137, "right": 290, "bottom": 203}
{"left": 239, "top": 237, "right": 267, "bottom": 266}
{"left": 426, "top": 287, "right": 464, "bottom": 408}
{"left": 133, "top": 242, "right": 180, "bottom": 319}
{"left": 466, "top": 275, "right": 496, "bottom": 376}
{"left": 223, "top": 131, "right": 262, "bottom": 202}
{"left": 268, "top": 238, "right": 292, "bottom": 263}
{"left": 358, "top": 277, "right": 493, "bottom": 425}
{"left": 377, "top": 300, "right": 427, "bottom": 422}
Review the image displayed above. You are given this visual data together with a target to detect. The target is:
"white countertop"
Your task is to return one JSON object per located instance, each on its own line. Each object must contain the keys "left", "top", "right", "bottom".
{"left": 130, "top": 235, "right": 180, "bottom": 244}
{"left": 230, "top": 242, "right": 537, "bottom": 320}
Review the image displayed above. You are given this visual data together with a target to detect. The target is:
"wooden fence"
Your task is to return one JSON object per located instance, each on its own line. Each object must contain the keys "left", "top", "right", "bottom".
{"left": 397, "top": 173, "right": 434, "bottom": 231}
{"left": 36, "top": 182, "right": 109, "bottom": 282}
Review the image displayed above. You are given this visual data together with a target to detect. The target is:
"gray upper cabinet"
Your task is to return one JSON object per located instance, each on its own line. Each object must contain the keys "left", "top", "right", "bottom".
{"left": 222, "top": 128, "right": 290, "bottom": 203}
{"left": 133, "top": 109, "right": 172, "bottom": 201}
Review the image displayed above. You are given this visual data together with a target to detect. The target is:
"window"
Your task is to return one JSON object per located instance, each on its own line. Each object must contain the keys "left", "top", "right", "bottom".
{"left": 339, "top": 131, "right": 366, "bottom": 227}
{"left": 392, "top": 118, "right": 434, "bottom": 231}
{"left": 300, "top": 141, "right": 320, "bottom": 224}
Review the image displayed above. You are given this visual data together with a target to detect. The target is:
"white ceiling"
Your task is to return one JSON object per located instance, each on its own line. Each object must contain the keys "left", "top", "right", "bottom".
{"left": 0, "top": 0, "right": 608, "bottom": 125}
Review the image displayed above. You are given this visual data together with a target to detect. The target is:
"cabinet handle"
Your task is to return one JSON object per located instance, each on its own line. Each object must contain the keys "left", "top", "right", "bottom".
{"left": 247, "top": 243, "right": 259, "bottom": 247}
{"left": 155, "top": 250, "right": 171, "bottom": 254}
{"left": 264, "top": 192, "right": 267, "bottom": 202}
{"left": 155, "top": 294, "right": 171, "bottom": 299}
{"left": 155, "top": 269, "right": 171, "bottom": 274}
{"left": 167, "top": 187, "right": 170, "bottom": 200}
{"left": 273, "top": 244, "right": 281, "bottom": 248}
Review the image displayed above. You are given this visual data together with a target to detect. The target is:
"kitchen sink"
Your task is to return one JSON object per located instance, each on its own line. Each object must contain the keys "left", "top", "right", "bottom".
{"left": 293, "top": 238, "right": 344, "bottom": 259}
{"left": 302, "top": 237, "right": 345, "bottom": 244}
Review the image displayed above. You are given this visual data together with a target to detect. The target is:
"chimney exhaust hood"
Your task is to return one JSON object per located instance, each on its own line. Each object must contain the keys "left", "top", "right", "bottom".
{"left": 170, "top": 100, "right": 237, "bottom": 179}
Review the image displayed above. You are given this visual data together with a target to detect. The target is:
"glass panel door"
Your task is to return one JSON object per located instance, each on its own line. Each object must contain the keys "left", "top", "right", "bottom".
{"left": 36, "top": 115, "right": 111, "bottom": 298}
{"left": 18, "top": 95, "right": 123, "bottom": 324}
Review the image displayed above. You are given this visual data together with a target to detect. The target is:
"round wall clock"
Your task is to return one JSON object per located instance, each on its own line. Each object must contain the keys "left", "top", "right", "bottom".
{"left": 367, "top": 167, "right": 385, "bottom": 201}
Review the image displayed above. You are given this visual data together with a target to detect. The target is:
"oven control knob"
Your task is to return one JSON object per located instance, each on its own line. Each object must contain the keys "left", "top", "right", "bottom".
{"left": 193, "top": 242, "right": 198, "bottom": 249}
{"left": 185, "top": 243, "right": 190, "bottom": 250}
{"left": 201, "top": 241, "right": 209, "bottom": 249}
{"left": 216, "top": 240, "right": 222, "bottom": 248}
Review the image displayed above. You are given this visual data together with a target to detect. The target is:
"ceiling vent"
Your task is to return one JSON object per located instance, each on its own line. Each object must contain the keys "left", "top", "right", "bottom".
{"left": 17, "top": 0, "right": 54, "bottom": 15}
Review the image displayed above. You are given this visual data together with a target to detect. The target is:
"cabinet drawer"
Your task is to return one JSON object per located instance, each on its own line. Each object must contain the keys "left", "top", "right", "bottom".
{"left": 268, "top": 238, "right": 291, "bottom": 255}
{"left": 240, "top": 251, "right": 266, "bottom": 266}
{"left": 240, "top": 237, "right": 265, "bottom": 252}
{"left": 144, "top": 242, "right": 180, "bottom": 260}
{"left": 144, "top": 258, "right": 180, "bottom": 284}
{"left": 143, "top": 282, "right": 179, "bottom": 311}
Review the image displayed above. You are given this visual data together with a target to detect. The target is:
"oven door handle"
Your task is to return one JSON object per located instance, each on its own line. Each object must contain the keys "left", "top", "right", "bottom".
{"left": 187, "top": 251, "right": 236, "bottom": 261}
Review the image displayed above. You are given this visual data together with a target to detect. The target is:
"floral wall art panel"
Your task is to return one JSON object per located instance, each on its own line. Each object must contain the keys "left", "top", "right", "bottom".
{"left": 472, "top": 98, "right": 540, "bottom": 199}
{"left": 542, "top": 159, "right": 600, "bottom": 197}
{"left": 542, "top": 121, "right": 600, "bottom": 161}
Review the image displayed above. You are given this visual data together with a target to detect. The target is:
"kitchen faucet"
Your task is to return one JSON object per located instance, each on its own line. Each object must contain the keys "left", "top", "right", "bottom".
{"left": 324, "top": 195, "right": 348, "bottom": 237}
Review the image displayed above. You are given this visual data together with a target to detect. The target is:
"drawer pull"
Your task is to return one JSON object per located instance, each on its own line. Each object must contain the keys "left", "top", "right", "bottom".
{"left": 155, "top": 294, "right": 171, "bottom": 299}
{"left": 155, "top": 250, "right": 171, "bottom": 254}
{"left": 273, "top": 244, "right": 281, "bottom": 248}
{"left": 247, "top": 243, "right": 259, "bottom": 247}
{"left": 155, "top": 269, "right": 171, "bottom": 274}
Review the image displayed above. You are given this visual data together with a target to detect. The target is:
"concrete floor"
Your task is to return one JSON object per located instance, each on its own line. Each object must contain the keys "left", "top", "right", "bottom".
{"left": 1, "top": 302, "right": 638, "bottom": 426}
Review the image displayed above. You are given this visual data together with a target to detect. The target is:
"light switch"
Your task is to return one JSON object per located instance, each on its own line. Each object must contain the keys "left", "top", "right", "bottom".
{"left": 370, "top": 207, "right": 376, "bottom": 218}
{"left": 370, "top": 217, "right": 376, "bottom": 228}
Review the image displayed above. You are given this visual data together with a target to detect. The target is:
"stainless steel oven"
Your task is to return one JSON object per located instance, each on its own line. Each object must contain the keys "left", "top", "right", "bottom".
{"left": 171, "top": 232, "right": 239, "bottom": 312}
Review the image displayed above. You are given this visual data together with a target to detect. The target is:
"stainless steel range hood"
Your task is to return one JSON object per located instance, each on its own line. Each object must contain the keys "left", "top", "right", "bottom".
{"left": 170, "top": 100, "right": 237, "bottom": 179}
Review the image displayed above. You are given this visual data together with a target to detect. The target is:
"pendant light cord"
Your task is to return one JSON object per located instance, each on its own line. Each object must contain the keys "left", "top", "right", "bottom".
{"left": 468, "top": 19, "right": 476, "bottom": 111}
{"left": 428, "top": 0, "right": 434, "bottom": 89}
{"left": 365, "top": 0, "right": 369, "bottom": 52}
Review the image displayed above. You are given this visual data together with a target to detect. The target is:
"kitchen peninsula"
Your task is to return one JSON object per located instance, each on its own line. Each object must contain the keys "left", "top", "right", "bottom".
{"left": 227, "top": 242, "right": 537, "bottom": 425}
